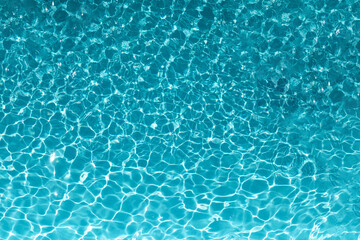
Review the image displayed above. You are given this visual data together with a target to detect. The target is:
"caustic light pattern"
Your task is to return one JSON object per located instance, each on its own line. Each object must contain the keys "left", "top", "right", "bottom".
{"left": 0, "top": 0, "right": 360, "bottom": 239}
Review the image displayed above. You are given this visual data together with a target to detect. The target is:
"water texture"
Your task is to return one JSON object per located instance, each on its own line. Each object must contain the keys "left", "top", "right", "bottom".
{"left": 0, "top": 0, "right": 360, "bottom": 239}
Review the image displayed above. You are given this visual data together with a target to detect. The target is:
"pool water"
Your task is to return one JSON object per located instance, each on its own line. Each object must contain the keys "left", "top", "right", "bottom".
{"left": 0, "top": 0, "right": 360, "bottom": 239}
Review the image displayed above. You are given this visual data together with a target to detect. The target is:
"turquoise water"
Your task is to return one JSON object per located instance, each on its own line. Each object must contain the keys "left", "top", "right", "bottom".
{"left": 0, "top": 0, "right": 360, "bottom": 239}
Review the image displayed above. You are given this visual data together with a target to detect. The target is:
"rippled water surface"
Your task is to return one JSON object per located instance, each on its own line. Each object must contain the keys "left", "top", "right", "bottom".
{"left": 1, "top": 0, "right": 360, "bottom": 239}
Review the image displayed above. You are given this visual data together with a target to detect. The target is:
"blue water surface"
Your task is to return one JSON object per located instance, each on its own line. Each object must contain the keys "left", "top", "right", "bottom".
{"left": 0, "top": 0, "right": 360, "bottom": 239}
